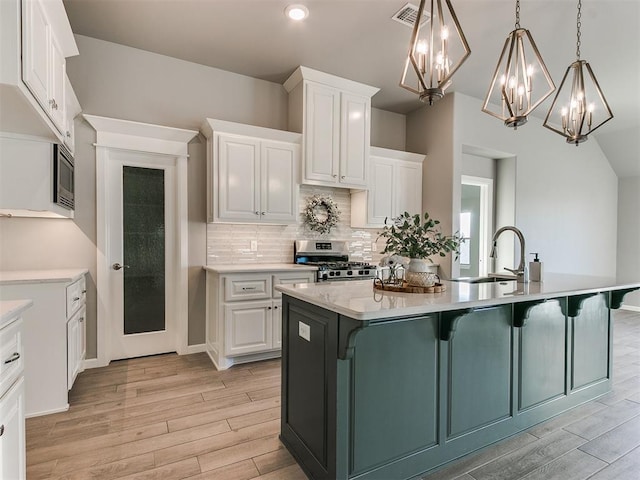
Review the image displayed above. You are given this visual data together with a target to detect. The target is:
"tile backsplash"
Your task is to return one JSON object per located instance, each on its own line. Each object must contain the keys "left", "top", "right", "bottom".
{"left": 206, "top": 185, "right": 383, "bottom": 265}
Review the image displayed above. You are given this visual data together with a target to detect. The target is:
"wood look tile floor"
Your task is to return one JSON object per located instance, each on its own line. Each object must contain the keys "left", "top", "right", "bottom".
{"left": 27, "top": 310, "right": 640, "bottom": 480}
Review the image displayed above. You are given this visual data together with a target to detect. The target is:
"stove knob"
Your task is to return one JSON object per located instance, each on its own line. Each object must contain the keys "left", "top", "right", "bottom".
{"left": 321, "top": 273, "right": 329, "bottom": 281}
{"left": 347, "top": 271, "right": 353, "bottom": 276}
{"left": 335, "top": 271, "right": 341, "bottom": 276}
{"left": 364, "top": 270, "right": 370, "bottom": 275}
{"left": 329, "top": 271, "right": 335, "bottom": 277}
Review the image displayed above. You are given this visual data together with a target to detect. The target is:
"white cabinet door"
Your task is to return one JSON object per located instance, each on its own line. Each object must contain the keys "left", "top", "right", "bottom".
{"left": 395, "top": 160, "right": 422, "bottom": 217}
{"left": 368, "top": 159, "right": 394, "bottom": 225}
{"left": 66, "top": 313, "right": 77, "bottom": 390}
{"left": 22, "top": 0, "right": 50, "bottom": 110}
{"left": 49, "top": 36, "right": 66, "bottom": 132}
{"left": 76, "top": 306, "right": 86, "bottom": 378}
{"left": 0, "top": 378, "right": 26, "bottom": 480}
{"left": 304, "top": 82, "right": 340, "bottom": 184}
{"left": 339, "top": 92, "right": 370, "bottom": 188}
{"left": 63, "top": 75, "right": 81, "bottom": 153}
{"left": 261, "top": 141, "right": 299, "bottom": 223}
{"left": 272, "top": 299, "right": 282, "bottom": 349}
{"left": 217, "top": 134, "right": 261, "bottom": 222}
{"left": 224, "top": 300, "right": 273, "bottom": 356}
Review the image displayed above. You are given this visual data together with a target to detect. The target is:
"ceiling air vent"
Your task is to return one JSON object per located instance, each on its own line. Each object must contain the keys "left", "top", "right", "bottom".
{"left": 391, "top": 2, "right": 430, "bottom": 28}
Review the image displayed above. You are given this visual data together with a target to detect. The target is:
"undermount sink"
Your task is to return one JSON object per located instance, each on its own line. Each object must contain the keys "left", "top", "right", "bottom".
{"left": 451, "top": 275, "right": 517, "bottom": 284}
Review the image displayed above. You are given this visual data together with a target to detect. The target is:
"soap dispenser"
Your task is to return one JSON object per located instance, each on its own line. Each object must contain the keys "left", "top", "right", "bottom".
{"left": 529, "top": 253, "right": 544, "bottom": 282}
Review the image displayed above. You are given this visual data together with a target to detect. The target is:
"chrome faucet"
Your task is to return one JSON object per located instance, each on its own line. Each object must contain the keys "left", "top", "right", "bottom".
{"left": 490, "top": 226, "right": 529, "bottom": 283}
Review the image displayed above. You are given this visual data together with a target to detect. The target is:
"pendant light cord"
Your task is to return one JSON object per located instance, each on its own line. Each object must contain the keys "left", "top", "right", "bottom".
{"left": 515, "top": 0, "right": 520, "bottom": 29}
{"left": 576, "top": 0, "right": 582, "bottom": 59}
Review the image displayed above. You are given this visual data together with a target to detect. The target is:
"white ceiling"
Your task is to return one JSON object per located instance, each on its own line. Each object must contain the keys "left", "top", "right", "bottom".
{"left": 62, "top": 0, "right": 640, "bottom": 177}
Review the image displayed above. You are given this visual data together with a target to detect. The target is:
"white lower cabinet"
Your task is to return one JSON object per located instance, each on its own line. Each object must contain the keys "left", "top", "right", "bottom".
{"left": 0, "top": 270, "right": 87, "bottom": 417}
{"left": 66, "top": 304, "right": 86, "bottom": 389}
{"left": 0, "top": 299, "right": 31, "bottom": 480}
{"left": 0, "top": 377, "right": 26, "bottom": 480}
{"left": 205, "top": 267, "right": 315, "bottom": 370}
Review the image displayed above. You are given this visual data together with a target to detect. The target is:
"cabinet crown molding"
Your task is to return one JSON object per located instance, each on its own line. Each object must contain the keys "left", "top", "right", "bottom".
{"left": 201, "top": 118, "right": 301, "bottom": 144}
{"left": 283, "top": 66, "right": 380, "bottom": 98}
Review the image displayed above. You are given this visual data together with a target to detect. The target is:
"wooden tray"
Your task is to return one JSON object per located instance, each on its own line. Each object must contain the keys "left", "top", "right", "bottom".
{"left": 373, "top": 280, "right": 446, "bottom": 294}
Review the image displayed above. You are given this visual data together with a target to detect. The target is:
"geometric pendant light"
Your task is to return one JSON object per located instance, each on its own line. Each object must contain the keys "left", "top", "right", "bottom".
{"left": 482, "top": 0, "right": 555, "bottom": 128}
{"left": 543, "top": 0, "right": 613, "bottom": 145}
{"left": 399, "top": 0, "right": 471, "bottom": 105}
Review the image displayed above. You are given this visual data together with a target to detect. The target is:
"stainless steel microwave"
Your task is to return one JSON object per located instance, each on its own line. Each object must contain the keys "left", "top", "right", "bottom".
{"left": 53, "top": 143, "right": 74, "bottom": 210}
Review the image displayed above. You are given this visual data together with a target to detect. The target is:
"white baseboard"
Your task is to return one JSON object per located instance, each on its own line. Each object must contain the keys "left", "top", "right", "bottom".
{"left": 184, "top": 343, "right": 207, "bottom": 354}
{"left": 620, "top": 304, "right": 640, "bottom": 312}
{"left": 26, "top": 404, "right": 69, "bottom": 418}
{"left": 82, "top": 357, "right": 104, "bottom": 370}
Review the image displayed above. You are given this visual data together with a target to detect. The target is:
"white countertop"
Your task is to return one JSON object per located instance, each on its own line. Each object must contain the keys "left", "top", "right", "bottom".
{"left": 204, "top": 263, "right": 318, "bottom": 274}
{"left": 0, "top": 299, "right": 33, "bottom": 329}
{"left": 0, "top": 268, "right": 88, "bottom": 285}
{"left": 275, "top": 274, "right": 640, "bottom": 321}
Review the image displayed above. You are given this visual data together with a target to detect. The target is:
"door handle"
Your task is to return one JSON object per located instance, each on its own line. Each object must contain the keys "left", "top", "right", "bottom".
{"left": 112, "top": 263, "right": 130, "bottom": 271}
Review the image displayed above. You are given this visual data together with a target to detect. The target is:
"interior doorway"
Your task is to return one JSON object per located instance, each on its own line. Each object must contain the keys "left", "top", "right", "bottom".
{"left": 460, "top": 176, "right": 494, "bottom": 277}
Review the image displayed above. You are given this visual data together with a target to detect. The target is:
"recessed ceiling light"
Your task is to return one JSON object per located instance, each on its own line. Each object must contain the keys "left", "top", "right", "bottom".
{"left": 285, "top": 4, "right": 309, "bottom": 21}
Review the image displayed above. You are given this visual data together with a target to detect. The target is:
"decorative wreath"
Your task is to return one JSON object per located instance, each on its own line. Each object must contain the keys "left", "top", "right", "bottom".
{"left": 303, "top": 195, "right": 341, "bottom": 234}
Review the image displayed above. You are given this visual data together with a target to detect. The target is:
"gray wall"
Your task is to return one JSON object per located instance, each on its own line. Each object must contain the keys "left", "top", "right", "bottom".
{"left": 617, "top": 176, "right": 640, "bottom": 308}
{"left": 405, "top": 92, "right": 619, "bottom": 280}
{"left": 0, "top": 35, "right": 406, "bottom": 359}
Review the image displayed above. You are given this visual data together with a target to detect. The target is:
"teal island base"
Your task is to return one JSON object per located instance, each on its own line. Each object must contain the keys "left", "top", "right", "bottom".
{"left": 279, "top": 289, "right": 634, "bottom": 480}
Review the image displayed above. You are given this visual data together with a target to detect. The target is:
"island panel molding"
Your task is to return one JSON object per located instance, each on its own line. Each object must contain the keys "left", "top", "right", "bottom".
{"left": 278, "top": 275, "right": 639, "bottom": 480}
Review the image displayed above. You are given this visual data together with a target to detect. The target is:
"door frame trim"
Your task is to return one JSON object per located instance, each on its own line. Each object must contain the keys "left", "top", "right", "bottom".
{"left": 85, "top": 115, "right": 198, "bottom": 367}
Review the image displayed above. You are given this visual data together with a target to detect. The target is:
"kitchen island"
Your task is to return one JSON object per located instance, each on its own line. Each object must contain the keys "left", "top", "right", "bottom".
{"left": 276, "top": 275, "right": 640, "bottom": 480}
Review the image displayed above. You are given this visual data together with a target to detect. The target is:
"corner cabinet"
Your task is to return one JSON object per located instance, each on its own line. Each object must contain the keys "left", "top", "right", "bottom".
{"left": 351, "top": 146, "right": 425, "bottom": 228}
{"left": 284, "top": 66, "right": 379, "bottom": 189}
{"left": 0, "top": 269, "right": 87, "bottom": 417}
{"left": 202, "top": 119, "right": 302, "bottom": 224}
{"left": 205, "top": 266, "right": 316, "bottom": 370}
{"left": 0, "top": 0, "right": 80, "bottom": 143}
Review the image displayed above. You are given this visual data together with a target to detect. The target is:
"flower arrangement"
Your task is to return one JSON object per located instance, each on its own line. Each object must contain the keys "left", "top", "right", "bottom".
{"left": 378, "top": 211, "right": 463, "bottom": 260}
{"left": 303, "top": 195, "right": 340, "bottom": 235}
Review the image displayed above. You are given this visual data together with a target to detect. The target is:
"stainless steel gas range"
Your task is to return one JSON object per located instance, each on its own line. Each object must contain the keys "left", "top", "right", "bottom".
{"left": 294, "top": 240, "right": 376, "bottom": 282}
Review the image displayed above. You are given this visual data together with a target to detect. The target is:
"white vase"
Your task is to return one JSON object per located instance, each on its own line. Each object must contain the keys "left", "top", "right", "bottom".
{"left": 405, "top": 258, "right": 438, "bottom": 287}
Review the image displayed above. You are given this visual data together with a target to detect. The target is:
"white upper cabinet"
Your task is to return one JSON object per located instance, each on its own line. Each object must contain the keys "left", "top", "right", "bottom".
{"left": 63, "top": 74, "right": 81, "bottom": 153}
{"left": 202, "top": 119, "right": 302, "bottom": 225}
{"left": 351, "top": 147, "right": 425, "bottom": 228}
{"left": 284, "top": 66, "right": 379, "bottom": 189}
{"left": 21, "top": 0, "right": 50, "bottom": 108}
{"left": 0, "top": 0, "right": 79, "bottom": 143}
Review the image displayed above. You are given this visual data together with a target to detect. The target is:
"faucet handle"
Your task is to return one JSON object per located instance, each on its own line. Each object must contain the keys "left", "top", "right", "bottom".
{"left": 504, "top": 267, "right": 520, "bottom": 275}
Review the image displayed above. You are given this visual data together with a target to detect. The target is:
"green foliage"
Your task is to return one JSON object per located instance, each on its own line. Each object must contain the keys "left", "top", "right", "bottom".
{"left": 378, "top": 212, "right": 463, "bottom": 260}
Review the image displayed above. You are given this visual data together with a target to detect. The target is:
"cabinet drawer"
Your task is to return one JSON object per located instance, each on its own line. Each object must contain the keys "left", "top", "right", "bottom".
{"left": 66, "top": 276, "right": 86, "bottom": 318}
{"left": 272, "top": 272, "right": 316, "bottom": 298}
{"left": 224, "top": 275, "right": 271, "bottom": 302}
{"left": 0, "top": 317, "right": 24, "bottom": 398}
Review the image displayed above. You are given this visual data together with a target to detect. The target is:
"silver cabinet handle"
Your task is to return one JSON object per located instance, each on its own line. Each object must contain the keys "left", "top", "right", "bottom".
{"left": 79, "top": 317, "right": 84, "bottom": 323}
{"left": 0, "top": 425, "right": 4, "bottom": 436}
{"left": 241, "top": 287, "right": 256, "bottom": 291}
{"left": 112, "top": 263, "right": 130, "bottom": 271}
{"left": 4, "top": 352, "right": 20, "bottom": 364}
{"left": 274, "top": 305, "right": 279, "bottom": 309}
{"left": 82, "top": 290, "right": 87, "bottom": 294}
{"left": 332, "top": 174, "right": 337, "bottom": 178}
{"left": 261, "top": 212, "right": 266, "bottom": 216}
{"left": 268, "top": 306, "right": 272, "bottom": 310}
{"left": 66, "top": 131, "right": 71, "bottom": 138}
{"left": 73, "top": 296, "right": 80, "bottom": 301}
{"left": 341, "top": 175, "right": 345, "bottom": 179}
{"left": 254, "top": 211, "right": 260, "bottom": 215}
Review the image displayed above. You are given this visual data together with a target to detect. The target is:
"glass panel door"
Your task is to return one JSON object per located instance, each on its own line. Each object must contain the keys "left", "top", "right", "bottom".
{"left": 122, "top": 166, "right": 165, "bottom": 335}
